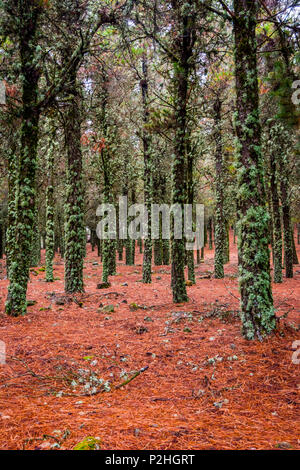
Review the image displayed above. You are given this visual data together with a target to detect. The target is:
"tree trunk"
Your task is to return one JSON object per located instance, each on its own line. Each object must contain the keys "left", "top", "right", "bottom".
{"left": 30, "top": 209, "right": 41, "bottom": 267}
{"left": 213, "top": 96, "right": 225, "bottom": 279}
{"left": 6, "top": 1, "right": 41, "bottom": 316}
{"left": 5, "top": 138, "right": 18, "bottom": 279}
{"left": 233, "top": 0, "right": 275, "bottom": 340}
{"left": 170, "top": 1, "right": 195, "bottom": 302}
{"left": 64, "top": 67, "right": 85, "bottom": 293}
{"left": 141, "top": 56, "right": 153, "bottom": 283}
{"left": 186, "top": 129, "right": 195, "bottom": 284}
{"left": 45, "top": 126, "right": 56, "bottom": 282}
{"left": 269, "top": 140, "right": 282, "bottom": 283}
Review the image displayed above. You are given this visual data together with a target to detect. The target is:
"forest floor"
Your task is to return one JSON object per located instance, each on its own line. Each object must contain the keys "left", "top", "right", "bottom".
{"left": 0, "top": 234, "right": 299, "bottom": 450}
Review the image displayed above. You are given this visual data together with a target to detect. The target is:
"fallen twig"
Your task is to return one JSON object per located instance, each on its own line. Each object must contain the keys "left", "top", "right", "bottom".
{"left": 115, "top": 366, "right": 149, "bottom": 389}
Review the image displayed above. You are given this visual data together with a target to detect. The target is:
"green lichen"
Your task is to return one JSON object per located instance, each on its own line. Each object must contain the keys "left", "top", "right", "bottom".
{"left": 73, "top": 436, "right": 101, "bottom": 450}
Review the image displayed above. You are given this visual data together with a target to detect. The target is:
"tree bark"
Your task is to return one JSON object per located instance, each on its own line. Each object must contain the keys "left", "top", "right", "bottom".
{"left": 141, "top": 56, "right": 153, "bottom": 283}
{"left": 64, "top": 67, "right": 85, "bottom": 293}
{"left": 233, "top": 0, "right": 275, "bottom": 339}
{"left": 170, "top": 1, "right": 195, "bottom": 302}
{"left": 269, "top": 136, "right": 282, "bottom": 283}
{"left": 213, "top": 96, "right": 225, "bottom": 279}
{"left": 6, "top": 1, "right": 41, "bottom": 316}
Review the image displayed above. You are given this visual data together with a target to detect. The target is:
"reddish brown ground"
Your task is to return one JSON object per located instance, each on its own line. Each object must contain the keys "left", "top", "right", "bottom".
{"left": 0, "top": 233, "right": 299, "bottom": 450}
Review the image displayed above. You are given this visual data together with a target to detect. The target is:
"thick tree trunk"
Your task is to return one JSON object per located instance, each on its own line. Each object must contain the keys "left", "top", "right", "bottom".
{"left": 6, "top": 1, "right": 41, "bottom": 316}
{"left": 5, "top": 139, "right": 18, "bottom": 279}
{"left": 233, "top": 0, "right": 275, "bottom": 339}
{"left": 170, "top": 63, "right": 188, "bottom": 301}
{"left": 64, "top": 68, "right": 85, "bottom": 293}
{"left": 170, "top": 1, "right": 195, "bottom": 302}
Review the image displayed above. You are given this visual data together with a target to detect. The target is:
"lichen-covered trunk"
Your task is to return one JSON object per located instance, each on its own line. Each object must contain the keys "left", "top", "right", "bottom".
{"left": 6, "top": 1, "right": 41, "bottom": 316}
{"left": 141, "top": 56, "right": 153, "bottom": 284}
{"left": 223, "top": 222, "right": 230, "bottom": 264}
{"left": 101, "top": 158, "right": 116, "bottom": 282}
{"left": 207, "top": 218, "right": 213, "bottom": 250}
{"left": 170, "top": 2, "right": 195, "bottom": 303}
{"left": 280, "top": 180, "right": 294, "bottom": 278}
{"left": 233, "top": 0, "right": 275, "bottom": 339}
{"left": 186, "top": 131, "right": 195, "bottom": 285}
{"left": 213, "top": 96, "right": 225, "bottom": 279}
{"left": 6, "top": 111, "right": 40, "bottom": 316}
{"left": 153, "top": 170, "right": 163, "bottom": 266}
{"left": 45, "top": 128, "right": 56, "bottom": 282}
{"left": 30, "top": 208, "right": 41, "bottom": 267}
{"left": 292, "top": 230, "right": 298, "bottom": 265}
{"left": 277, "top": 148, "right": 294, "bottom": 278}
{"left": 64, "top": 69, "right": 85, "bottom": 293}
{"left": 99, "top": 71, "right": 116, "bottom": 283}
{"left": 5, "top": 139, "right": 18, "bottom": 279}
{"left": 269, "top": 150, "right": 282, "bottom": 283}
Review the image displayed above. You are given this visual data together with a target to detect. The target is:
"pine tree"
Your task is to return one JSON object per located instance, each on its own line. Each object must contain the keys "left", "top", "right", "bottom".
{"left": 64, "top": 65, "right": 85, "bottom": 293}
{"left": 186, "top": 128, "right": 195, "bottom": 285}
{"left": 170, "top": 0, "right": 196, "bottom": 303}
{"left": 97, "top": 68, "right": 117, "bottom": 283}
{"left": 268, "top": 124, "right": 283, "bottom": 283}
{"left": 6, "top": 0, "right": 42, "bottom": 316}
{"left": 45, "top": 124, "right": 56, "bottom": 282}
{"left": 141, "top": 55, "right": 153, "bottom": 284}
{"left": 213, "top": 95, "right": 225, "bottom": 279}
{"left": 233, "top": 0, "right": 275, "bottom": 339}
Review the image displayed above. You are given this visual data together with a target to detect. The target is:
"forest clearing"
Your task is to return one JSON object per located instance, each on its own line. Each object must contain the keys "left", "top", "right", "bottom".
{"left": 0, "top": 0, "right": 299, "bottom": 454}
